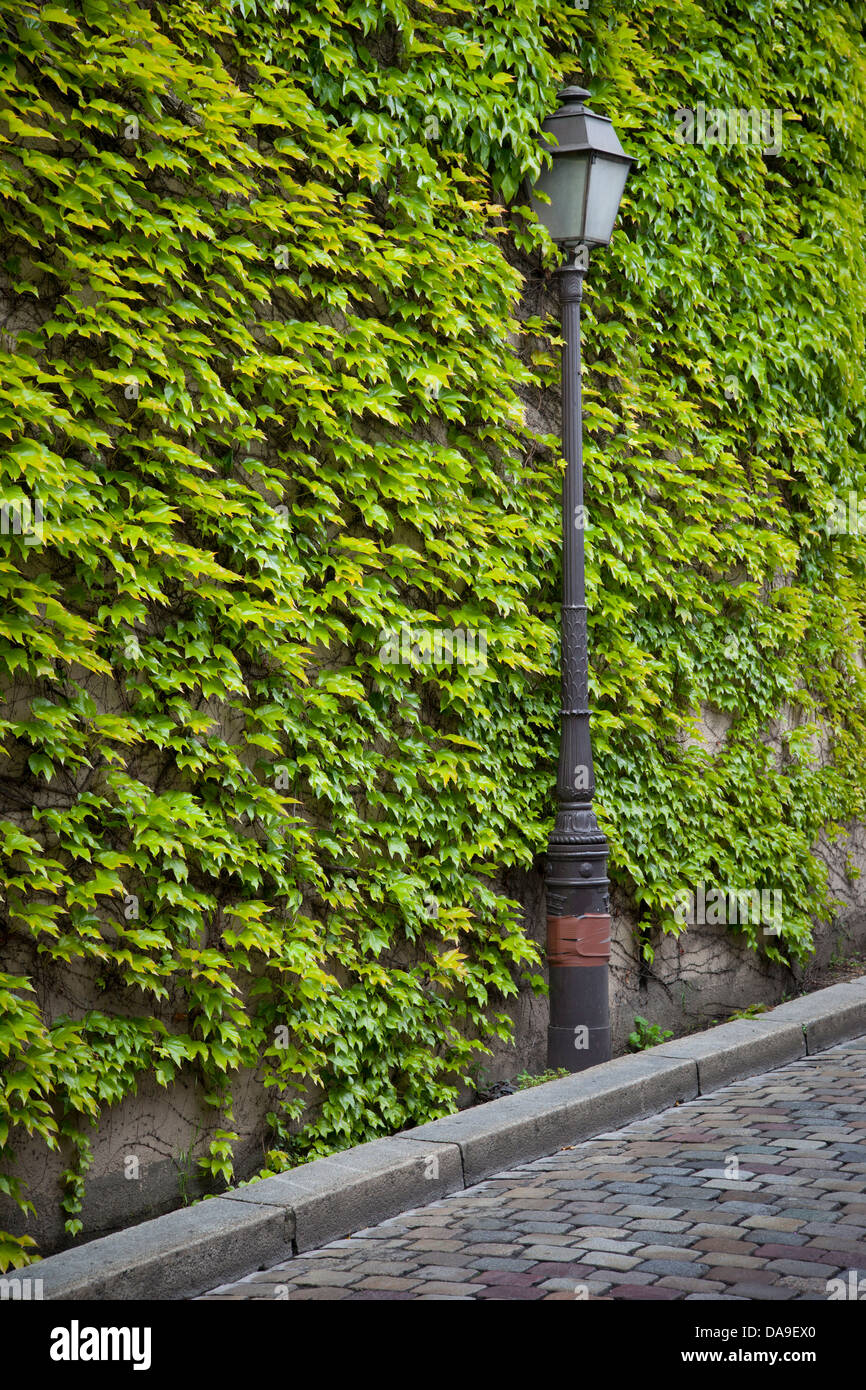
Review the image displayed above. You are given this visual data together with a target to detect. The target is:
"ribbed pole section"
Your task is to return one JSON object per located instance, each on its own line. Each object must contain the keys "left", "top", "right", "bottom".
{"left": 545, "top": 254, "right": 612, "bottom": 1071}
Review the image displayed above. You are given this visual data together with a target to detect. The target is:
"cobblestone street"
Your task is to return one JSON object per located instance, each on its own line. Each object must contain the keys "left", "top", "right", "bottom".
{"left": 198, "top": 1036, "right": 866, "bottom": 1301}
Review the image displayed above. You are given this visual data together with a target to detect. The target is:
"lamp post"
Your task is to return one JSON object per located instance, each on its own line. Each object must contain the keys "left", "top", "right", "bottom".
{"left": 530, "top": 87, "right": 632, "bottom": 1072}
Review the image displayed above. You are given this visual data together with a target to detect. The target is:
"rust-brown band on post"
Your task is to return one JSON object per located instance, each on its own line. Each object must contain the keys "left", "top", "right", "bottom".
{"left": 547, "top": 913, "right": 611, "bottom": 967}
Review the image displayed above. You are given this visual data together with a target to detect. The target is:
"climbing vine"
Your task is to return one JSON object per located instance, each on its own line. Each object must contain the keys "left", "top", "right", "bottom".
{"left": 1, "top": 0, "right": 866, "bottom": 1264}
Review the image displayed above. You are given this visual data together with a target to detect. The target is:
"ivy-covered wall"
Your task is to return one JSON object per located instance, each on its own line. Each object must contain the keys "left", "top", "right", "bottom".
{"left": 2, "top": 0, "right": 866, "bottom": 1265}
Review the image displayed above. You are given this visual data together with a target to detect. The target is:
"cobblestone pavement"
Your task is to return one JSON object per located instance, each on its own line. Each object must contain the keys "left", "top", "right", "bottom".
{"left": 198, "top": 1037, "right": 866, "bottom": 1301}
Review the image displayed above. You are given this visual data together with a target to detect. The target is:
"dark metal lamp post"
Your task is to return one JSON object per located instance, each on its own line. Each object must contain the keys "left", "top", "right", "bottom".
{"left": 531, "top": 87, "right": 632, "bottom": 1072}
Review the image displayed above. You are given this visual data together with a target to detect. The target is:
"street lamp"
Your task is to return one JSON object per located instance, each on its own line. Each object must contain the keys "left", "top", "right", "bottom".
{"left": 531, "top": 86, "right": 632, "bottom": 1072}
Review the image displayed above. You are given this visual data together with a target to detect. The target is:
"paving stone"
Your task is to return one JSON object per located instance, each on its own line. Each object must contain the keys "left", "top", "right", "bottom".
{"left": 626, "top": 1232, "right": 697, "bottom": 1248}
{"left": 523, "top": 1245, "right": 603, "bottom": 1263}
{"left": 461, "top": 1229, "right": 525, "bottom": 1244}
{"left": 780, "top": 1274, "right": 836, "bottom": 1294}
{"left": 726, "top": 1282, "right": 797, "bottom": 1299}
{"left": 714, "top": 1199, "right": 777, "bottom": 1213}
{"left": 688, "top": 1224, "right": 748, "bottom": 1240}
{"left": 748, "top": 1230, "right": 807, "bottom": 1246}
{"left": 606, "top": 1183, "right": 662, "bottom": 1194}
{"left": 570, "top": 1225, "right": 632, "bottom": 1240}
{"left": 629, "top": 1220, "right": 691, "bottom": 1234}
{"left": 656, "top": 1276, "right": 727, "bottom": 1294}
{"left": 476, "top": 1287, "right": 547, "bottom": 1299}
{"left": 638, "top": 1259, "right": 710, "bottom": 1277}
{"left": 685, "top": 1293, "right": 747, "bottom": 1301}
{"left": 635, "top": 1245, "right": 704, "bottom": 1262}
{"left": 768, "top": 1259, "right": 841, "bottom": 1277}
{"left": 554, "top": 1213, "right": 630, "bottom": 1227}
{"left": 540, "top": 1277, "right": 608, "bottom": 1293}
{"left": 618, "top": 1205, "right": 684, "bottom": 1218}
{"left": 285, "top": 1287, "right": 353, "bottom": 1300}
{"left": 681, "top": 1210, "right": 743, "bottom": 1226}
{"left": 417, "top": 1281, "right": 485, "bottom": 1296}
{"left": 348, "top": 1290, "right": 412, "bottom": 1300}
{"left": 584, "top": 1270, "right": 659, "bottom": 1285}
{"left": 759, "top": 1244, "right": 841, "bottom": 1263}
{"left": 463, "top": 1271, "right": 528, "bottom": 1288}
{"left": 406, "top": 1239, "right": 464, "bottom": 1252}
{"left": 711, "top": 1266, "right": 782, "bottom": 1285}
{"left": 741, "top": 1214, "right": 805, "bottom": 1231}
{"left": 354, "top": 1276, "right": 421, "bottom": 1291}
{"left": 806, "top": 1235, "right": 866, "bottom": 1254}
{"left": 290, "top": 1270, "right": 362, "bottom": 1287}
{"left": 609, "top": 1284, "right": 679, "bottom": 1299}
{"left": 694, "top": 1239, "right": 756, "bottom": 1256}
{"left": 525, "top": 1262, "right": 596, "bottom": 1279}
{"left": 515, "top": 1232, "right": 578, "bottom": 1246}
{"left": 348, "top": 1259, "right": 420, "bottom": 1276}
{"left": 691, "top": 1251, "right": 764, "bottom": 1269}
{"left": 567, "top": 1250, "right": 640, "bottom": 1271}
{"left": 799, "top": 1221, "right": 847, "bottom": 1236}
{"left": 800, "top": 1248, "right": 862, "bottom": 1268}
{"left": 460, "top": 1243, "right": 524, "bottom": 1256}
{"left": 513, "top": 1221, "right": 575, "bottom": 1234}
{"left": 575, "top": 1237, "right": 644, "bottom": 1254}
{"left": 472, "top": 1257, "right": 536, "bottom": 1272}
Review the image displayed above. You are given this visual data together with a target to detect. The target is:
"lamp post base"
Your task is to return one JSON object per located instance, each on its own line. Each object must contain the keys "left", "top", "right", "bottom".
{"left": 548, "top": 1025, "right": 611, "bottom": 1071}
{"left": 547, "top": 962, "right": 611, "bottom": 1070}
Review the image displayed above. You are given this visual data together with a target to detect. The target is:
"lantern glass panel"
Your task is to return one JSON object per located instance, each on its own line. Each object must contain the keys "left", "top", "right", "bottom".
{"left": 530, "top": 152, "right": 589, "bottom": 244}
{"left": 583, "top": 155, "right": 630, "bottom": 247}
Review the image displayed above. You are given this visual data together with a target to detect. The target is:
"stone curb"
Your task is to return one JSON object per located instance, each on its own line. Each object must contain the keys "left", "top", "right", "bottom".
{"left": 220, "top": 1136, "right": 464, "bottom": 1252}
{"left": 31, "top": 975, "right": 866, "bottom": 1300}
{"left": 30, "top": 1198, "right": 293, "bottom": 1303}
